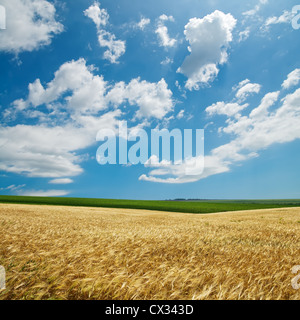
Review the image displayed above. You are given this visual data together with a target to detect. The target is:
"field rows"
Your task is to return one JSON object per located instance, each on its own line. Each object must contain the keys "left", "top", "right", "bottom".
{"left": 0, "top": 204, "right": 300, "bottom": 300}
{"left": 1, "top": 195, "right": 300, "bottom": 214}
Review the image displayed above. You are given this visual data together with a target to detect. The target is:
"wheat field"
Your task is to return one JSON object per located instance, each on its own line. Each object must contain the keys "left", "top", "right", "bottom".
{"left": 0, "top": 203, "right": 300, "bottom": 300}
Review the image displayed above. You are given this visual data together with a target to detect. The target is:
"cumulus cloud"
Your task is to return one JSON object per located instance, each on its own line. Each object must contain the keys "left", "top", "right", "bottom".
{"left": 206, "top": 102, "right": 249, "bottom": 117}
{"left": 105, "top": 77, "right": 174, "bottom": 119}
{"left": 84, "top": 2, "right": 126, "bottom": 63}
{"left": 155, "top": 14, "right": 177, "bottom": 48}
{"left": 234, "top": 79, "right": 261, "bottom": 102}
{"left": 0, "top": 0, "right": 63, "bottom": 53}
{"left": 0, "top": 109, "right": 121, "bottom": 178}
{"left": 249, "top": 91, "right": 280, "bottom": 119}
{"left": 7, "top": 58, "right": 107, "bottom": 118}
{"left": 141, "top": 71, "right": 300, "bottom": 183}
{"left": 1, "top": 58, "right": 174, "bottom": 178}
{"left": 123, "top": 78, "right": 174, "bottom": 119}
{"left": 177, "top": 10, "right": 236, "bottom": 90}
{"left": 139, "top": 155, "right": 228, "bottom": 184}
{"left": 208, "top": 81, "right": 300, "bottom": 178}
{"left": 97, "top": 31, "right": 126, "bottom": 64}
{"left": 84, "top": 1, "right": 109, "bottom": 28}
{"left": 7, "top": 58, "right": 174, "bottom": 121}
{"left": 282, "top": 69, "right": 300, "bottom": 90}
{"left": 0, "top": 124, "right": 91, "bottom": 178}
{"left": 213, "top": 88, "right": 300, "bottom": 163}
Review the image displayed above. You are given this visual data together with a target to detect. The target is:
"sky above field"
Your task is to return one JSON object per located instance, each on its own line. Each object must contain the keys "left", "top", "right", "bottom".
{"left": 0, "top": 0, "right": 300, "bottom": 200}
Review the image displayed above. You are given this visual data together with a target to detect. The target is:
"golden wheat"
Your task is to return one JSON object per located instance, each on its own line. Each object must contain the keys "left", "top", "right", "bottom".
{"left": 0, "top": 204, "right": 300, "bottom": 300}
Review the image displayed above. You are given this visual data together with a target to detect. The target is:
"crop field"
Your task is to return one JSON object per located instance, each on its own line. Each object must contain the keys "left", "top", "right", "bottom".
{"left": 0, "top": 195, "right": 300, "bottom": 214}
{"left": 0, "top": 203, "right": 300, "bottom": 300}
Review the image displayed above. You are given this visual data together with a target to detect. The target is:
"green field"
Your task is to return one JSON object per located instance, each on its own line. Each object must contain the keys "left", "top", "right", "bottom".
{"left": 0, "top": 195, "right": 300, "bottom": 214}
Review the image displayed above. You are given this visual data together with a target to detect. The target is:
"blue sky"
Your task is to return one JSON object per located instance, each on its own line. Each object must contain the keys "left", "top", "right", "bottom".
{"left": 0, "top": 0, "right": 300, "bottom": 200}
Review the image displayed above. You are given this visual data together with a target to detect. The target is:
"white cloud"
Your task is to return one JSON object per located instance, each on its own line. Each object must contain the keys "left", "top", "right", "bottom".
{"left": 0, "top": 113, "right": 122, "bottom": 178}
{"left": 1, "top": 58, "right": 174, "bottom": 178}
{"left": 84, "top": 1, "right": 109, "bottom": 28}
{"left": 176, "top": 110, "right": 185, "bottom": 119}
{"left": 144, "top": 155, "right": 172, "bottom": 168}
{"left": 177, "top": 10, "right": 236, "bottom": 90}
{"left": 0, "top": 125, "right": 87, "bottom": 178}
{"left": 242, "top": 0, "right": 268, "bottom": 17}
{"left": 249, "top": 91, "right": 280, "bottom": 119}
{"left": 161, "top": 57, "right": 173, "bottom": 65}
{"left": 0, "top": 0, "right": 63, "bottom": 53}
{"left": 106, "top": 80, "right": 174, "bottom": 120}
{"left": 0, "top": 59, "right": 119, "bottom": 178}
{"left": 139, "top": 155, "right": 229, "bottom": 184}
{"left": 234, "top": 79, "right": 261, "bottom": 101}
{"left": 10, "top": 58, "right": 107, "bottom": 116}
{"left": 265, "top": 10, "right": 295, "bottom": 26}
{"left": 204, "top": 122, "right": 214, "bottom": 130}
{"left": 211, "top": 86, "right": 300, "bottom": 175}
{"left": 0, "top": 184, "right": 25, "bottom": 191}
{"left": 49, "top": 178, "right": 74, "bottom": 184}
{"left": 136, "top": 18, "right": 150, "bottom": 30}
{"left": 12, "top": 58, "right": 174, "bottom": 121}
{"left": 206, "top": 102, "right": 249, "bottom": 117}
{"left": 126, "top": 78, "right": 174, "bottom": 119}
{"left": 282, "top": 69, "right": 300, "bottom": 90}
{"left": 141, "top": 72, "right": 300, "bottom": 183}
{"left": 106, "top": 78, "right": 174, "bottom": 119}
{"left": 19, "top": 189, "right": 70, "bottom": 197}
{"left": 239, "top": 28, "right": 250, "bottom": 42}
{"left": 240, "top": 0, "right": 269, "bottom": 38}
{"left": 214, "top": 88, "right": 300, "bottom": 162}
{"left": 159, "top": 14, "right": 175, "bottom": 22}
{"left": 97, "top": 31, "right": 126, "bottom": 64}
{"left": 243, "top": 6, "right": 260, "bottom": 17}
{"left": 155, "top": 14, "right": 177, "bottom": 48}
{"left": 156, "top": 26, "right": 176, "bottom": 47}
{"left": 84, "top": 2, "right": 126, "bottom": 63}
